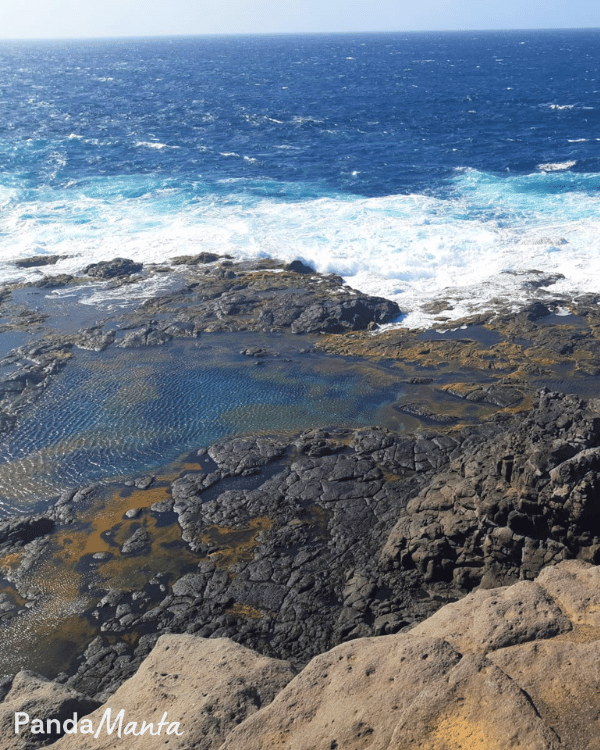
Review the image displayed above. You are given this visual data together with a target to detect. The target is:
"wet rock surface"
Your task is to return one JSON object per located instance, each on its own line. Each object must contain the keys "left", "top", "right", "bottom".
{"left": 0, "top": 254, "right": 402, "bottom": 442}
{"left": 82, "top": 258, "right": 144, "bottom": 279}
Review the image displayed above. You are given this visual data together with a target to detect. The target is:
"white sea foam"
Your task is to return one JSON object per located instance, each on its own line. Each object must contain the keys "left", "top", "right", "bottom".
{"left": 2, "top": 169, "right": 600, "bottom": 329}
{"left": 134, "top": 141, "right": 179, "bottom": 150}
{"left": 537, "top": 160, "right": 577, "bottom": 171}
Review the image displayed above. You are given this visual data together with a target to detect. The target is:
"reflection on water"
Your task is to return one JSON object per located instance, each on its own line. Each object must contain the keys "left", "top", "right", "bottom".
{"left": 0, "top": 334, "right": 404, "bottom": 513}
{"left": 0, "top": 477, "right": 201, "bottom": 677}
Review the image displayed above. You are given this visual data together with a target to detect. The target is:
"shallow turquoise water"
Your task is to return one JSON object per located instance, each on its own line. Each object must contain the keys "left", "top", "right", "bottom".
{"left": 0, "top": 335, "right": 404, "bottom": 511}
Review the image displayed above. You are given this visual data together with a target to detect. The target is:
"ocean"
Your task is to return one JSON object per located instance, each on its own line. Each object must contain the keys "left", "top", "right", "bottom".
{"left": 1, "top": 29, "right": 600, "bottom": 327}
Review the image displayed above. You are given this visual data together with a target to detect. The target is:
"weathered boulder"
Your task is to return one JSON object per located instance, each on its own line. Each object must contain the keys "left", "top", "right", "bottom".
{"left": 537, "top": 558, "right": 600, "bottom": 627}
{"left": 490, "top": 638, "right": 600, "bottom": 750}
{"left": 220, "top": 560, "right": 600, "bottom": 750}
{"left": 0, "top": 671, "right": 99, "bottom": 749}
{"left": 410, "top": 579, "right": 571, "bottom": 652}
{"left": 222, "top": 638, "right": 561, "bottom": 750}
{"left": 53, "top": 636, "right": 295, "bottom": 750}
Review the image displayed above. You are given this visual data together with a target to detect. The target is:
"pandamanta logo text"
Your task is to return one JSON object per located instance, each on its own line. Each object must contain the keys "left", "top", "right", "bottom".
{"left": 15, "top": 709, "right": 184, "bottom": 738}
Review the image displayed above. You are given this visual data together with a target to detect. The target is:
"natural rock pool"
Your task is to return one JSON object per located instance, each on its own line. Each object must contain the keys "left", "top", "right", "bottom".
{"left": 2, "top": 257, "right": 581, "bottom": 693}
{"left": 0, "top": 332, "right": 410, "bottom": 514}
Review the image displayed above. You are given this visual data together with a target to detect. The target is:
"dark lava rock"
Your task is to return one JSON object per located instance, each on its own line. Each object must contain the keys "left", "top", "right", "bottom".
{"left": 127, "top": 259, "right": 402, "bottom": 336}
{"left": 289, "top": 296, "right": 400, "bottom": 334}
{"left": 240, "top": 347, "right": 279, "bottom": 358}
{"left": 14, "top": 255, "right": 65, "bottom": 268}
{"left": 523, "top": 301, "right": 552, "bottom": 321}
{"left": 171, "top": 252, "right": 223, "bottom": 265}
{"left": 0, "top": 516, "right": 54, "bottom": 552}
{"left": 284, "top": 260, "right": 315, "bottom": 274}
{"left": 396, "top": 403, "right": 458, "bottom": 424}
{"left": 66, "top": 426, "right": 466, "bottom": 697}
{"left": 29, "top": 274, "right": 75, "bottom": 289}
{"left": 208, "top": 436, "right": 288, "bottom": 475}
{"left": 74, "top": 327, "right": 115, "bottom": 352}
{"left": 444, "top": 383, "right": 523, "bottom": 408}
{"left": 118, "top": 327, "right": 171, "bottom": 347}
{"left": 380, "top": 390, "right": 600, "bottom": 592}
{"left": 120, "top": 527, "right": 151, "bottom": 555}
{"left": 82, "top": 258, "right": 143, "bottom": 279}
{"left": 522, "top": 272, "right": 566, "bottom": 289}
{"left": 160, "top": 321, "right": 197, "bottom": 338}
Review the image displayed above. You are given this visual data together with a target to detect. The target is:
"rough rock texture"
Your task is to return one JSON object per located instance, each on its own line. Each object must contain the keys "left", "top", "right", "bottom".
{"left": 0, "top": 672, "right": 99, "bottom": 749}
{"left": 45, "top": 560, "right": 600, "bottom": 750}
{"left": 117, "top": 258, "right": 401, "bottom": 336}
{"left": 54, "top": 636, "right": 295, "bottom": 750}
{"left": 0, "top": 390, "right": 589, "bottom": 703}
{"left": 5, "top": 391, "right": 600, "bottom": 704}
{"left": 82, "top": 259, "right": 143, "bottom": 279}
{"left": 65, "top": 426, "right": 469, "bottom": 698}
{"left": 410, "top": 579, "right": 571, "bottom": 652}
{"left": 380, "top": 389, "right": 600, "bottom": 592}
{"left": 537, "top": 558, "right": 600, "bottom": 627}
{"left": 220, "top": 560, "right": 600, "bottom": 750}
{"left": 14, "top": 255, "right": 66, "bottom": 269}
{"left": 221, "top": 638, "right": 561, "bottom": 750}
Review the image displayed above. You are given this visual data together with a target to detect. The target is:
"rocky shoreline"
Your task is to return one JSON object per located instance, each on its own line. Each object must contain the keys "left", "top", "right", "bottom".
{"left": 0, "top": 254, "right": 599, "bottom": 746}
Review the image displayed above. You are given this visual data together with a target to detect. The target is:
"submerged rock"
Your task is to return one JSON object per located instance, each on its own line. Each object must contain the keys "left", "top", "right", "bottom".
{"left": 120, "top": 528, "right": 151, "bottom": 555}
{"left": 14, "top": 255, "right": 66, "bottom": 269}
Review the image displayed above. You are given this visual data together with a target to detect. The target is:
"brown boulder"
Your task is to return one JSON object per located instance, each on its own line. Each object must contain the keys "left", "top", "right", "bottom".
{"left": 0, "top": 671, "right": 99, "bottom": 749}
{"left": 53, "top": 636, "right": 294, "bottom": 750}
{"left": 220, "top": 637, "right": 560, "bottom": 750}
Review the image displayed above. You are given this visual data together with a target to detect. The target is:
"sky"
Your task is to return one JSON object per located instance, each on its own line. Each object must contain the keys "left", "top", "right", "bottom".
{"left": 1, "top": 0, "right": 600, "bottom": 40}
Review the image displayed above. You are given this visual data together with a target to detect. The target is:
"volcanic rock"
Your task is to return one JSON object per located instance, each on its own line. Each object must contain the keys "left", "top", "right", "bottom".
{"left": 82, "top": 259, "right": 143, "bottom": 279}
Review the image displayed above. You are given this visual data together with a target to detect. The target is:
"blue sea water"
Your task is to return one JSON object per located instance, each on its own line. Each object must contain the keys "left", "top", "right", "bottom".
{"left": 1, "top": 30, "right": 600, "bottom": 326}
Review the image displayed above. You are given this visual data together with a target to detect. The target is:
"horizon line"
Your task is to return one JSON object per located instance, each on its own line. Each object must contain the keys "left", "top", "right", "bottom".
{"left": 0, "top": 26, "right": 599, "bottom": 43}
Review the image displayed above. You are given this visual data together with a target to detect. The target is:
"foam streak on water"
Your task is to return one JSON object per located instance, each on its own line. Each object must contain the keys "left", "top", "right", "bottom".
{"left": 1, "top": 31, "right": 600, "bottom": 327}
